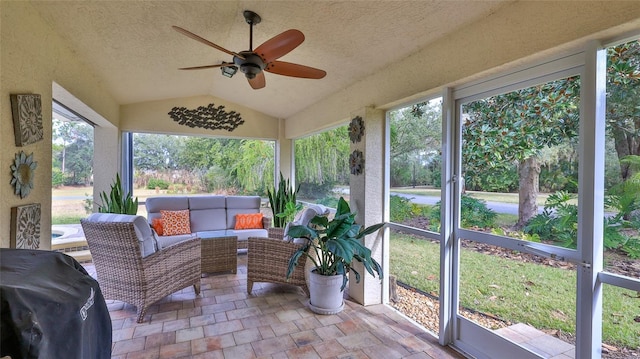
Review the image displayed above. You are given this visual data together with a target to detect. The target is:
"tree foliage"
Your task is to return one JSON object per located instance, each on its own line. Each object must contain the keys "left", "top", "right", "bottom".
{"left": 232, "top": 140, "right": 274, "bottom": 194}
{"left": 295, "top": 126, "right": 350, "bottom": 198}
{"left": 606, "top": 40, "right": 640, "bottom": 181}
{"left": 52, "top": 117, "right": 94, "bottom": 185}
{"left": 462, "top": 76, "right": 580, "bottom": 226}
{"left": 131, "top": 134, "right": 275, "bottom": 195}
{"left": 134, "top": 134, "right": 185, "bottom": 171}
{"left": 462, "top": 77, "right": 580, "bottom": 169}
{"left": 389, "top": 99, "right": 442, "bottom": 187}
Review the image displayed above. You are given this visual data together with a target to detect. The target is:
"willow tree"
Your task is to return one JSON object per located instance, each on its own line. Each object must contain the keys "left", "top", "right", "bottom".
{"left": 295, "top": 126, "right": 350, "bottom": 197}
{"left": 463, "top": 77, "right": 580, "bottom": 227}
{"left": 180, "top": 137, "right": 274, "bottom": 194}
{"left": 232, "top": 140, "right": 274, "bottom": 195}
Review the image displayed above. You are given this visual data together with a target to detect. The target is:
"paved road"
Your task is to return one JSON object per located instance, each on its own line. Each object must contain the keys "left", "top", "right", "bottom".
{"left": 53, "top": 193, "right": 534, "bottom": 215}
{"left": 390, "top": 192, "right": 540, "bottom": 215}
{"left": 52, "top": 195, "right": 91, "bottom": 200}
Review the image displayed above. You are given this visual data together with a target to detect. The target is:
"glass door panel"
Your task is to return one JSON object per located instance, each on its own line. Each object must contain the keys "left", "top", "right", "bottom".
{"left": 389, "top": 227, "right": 441, "bottom": 335}
{"left": 453, "top": 74, "right": 582, "bottom": 358}
{"left": 601, "top": 283, "right": 640, "bottom": 356}
{"left": 387, "top": 98, "right": 443, "bottom": 335}
{"left": 460, "top": 75, "right": 581, "bottom": 246}
{"left": 603, "top": 39, "right": 640, "bottom": 283}
{"left": 458, "top": 237, "right": 576, "bottom": 358}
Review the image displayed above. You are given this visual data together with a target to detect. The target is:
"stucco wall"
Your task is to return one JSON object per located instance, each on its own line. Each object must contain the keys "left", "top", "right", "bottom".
{"left": 2, "top": 0, "right": 639, "bottom": 251}
{"left": 1, "top": 2, "right": 120, "bottom": 249}
{"left": 0, "top": 3, "right": 282, "bottom": 250}
{"left": 285, "top": 1, "right": 640, "bottom": 139}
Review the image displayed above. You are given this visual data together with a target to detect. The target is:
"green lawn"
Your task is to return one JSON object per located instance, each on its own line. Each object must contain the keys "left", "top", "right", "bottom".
{"left": 51, "top": 186, "right": 155, "bottom": 224}
{"left": 390, "top": 232, "right": 639, "bottom": 349}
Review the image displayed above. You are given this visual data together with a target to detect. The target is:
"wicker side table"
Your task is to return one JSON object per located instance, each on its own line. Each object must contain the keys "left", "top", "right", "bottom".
{"left": 200, "top": 235, "right": 237, "bottom": 274}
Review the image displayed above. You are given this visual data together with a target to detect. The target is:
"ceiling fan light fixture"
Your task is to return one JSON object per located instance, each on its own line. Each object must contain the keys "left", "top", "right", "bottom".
{"left": 174, "top": 9, "right": 326, "bottom": 89}
{"left": 240, "top": 63, "right": 262, "bottom": 79}
{"left": 221, "top": 65, "right": 238, "bottom": 78}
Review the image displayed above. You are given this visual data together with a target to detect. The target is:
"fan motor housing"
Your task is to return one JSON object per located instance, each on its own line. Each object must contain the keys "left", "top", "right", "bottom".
{"left": 234, "top": 51, "right": 265, "bottom": 79}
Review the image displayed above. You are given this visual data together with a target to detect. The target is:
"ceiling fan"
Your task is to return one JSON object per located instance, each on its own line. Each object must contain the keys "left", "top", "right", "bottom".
{"left": 173, "top": 10, "right": 326, "bottom": 90}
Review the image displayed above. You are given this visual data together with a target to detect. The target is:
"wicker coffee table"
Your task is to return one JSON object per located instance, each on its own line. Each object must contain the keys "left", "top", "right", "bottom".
{"left": 199, "top": 234, "right": 237, "bottom": 274}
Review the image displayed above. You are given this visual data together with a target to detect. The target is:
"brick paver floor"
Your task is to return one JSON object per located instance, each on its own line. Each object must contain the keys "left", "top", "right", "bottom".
{"left": 85, "top": 253, "right": 466, "bottom": 359}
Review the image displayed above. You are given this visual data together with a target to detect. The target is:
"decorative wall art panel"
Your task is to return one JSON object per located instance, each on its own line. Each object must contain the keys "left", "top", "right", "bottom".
{"left": 350, "top": 150, "right": 364, "bottom": 175}
{"left": 10, "top": 151, "right": 37, "bottom": 199}
{"left": 168, "top": 103, "right": 244, "bottom": 131}
{"left": 348, "top": 116, "right": 364, "bottom": 143}
{"left": 10, "top": 94, "right": 44, "bottom": 146}
{"left": 11, "top": 203, "right": 41, "bottom": 250}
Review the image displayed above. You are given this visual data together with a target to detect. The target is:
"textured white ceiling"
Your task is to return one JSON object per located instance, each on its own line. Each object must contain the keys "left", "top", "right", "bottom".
{"left": 32, "top": 1, "right": 511, "bottom": 118}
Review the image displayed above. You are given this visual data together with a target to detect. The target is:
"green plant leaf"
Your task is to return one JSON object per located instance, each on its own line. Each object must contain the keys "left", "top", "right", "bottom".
{"left": 286, "top": 196, "right": 384, "bottom": 289}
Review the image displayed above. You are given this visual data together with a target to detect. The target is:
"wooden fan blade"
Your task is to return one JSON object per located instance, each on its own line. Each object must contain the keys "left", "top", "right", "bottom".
{"left": 172, "top": 25, "right": 244, "bottom": 60}
{"left": 178, "top": 63, "right": 234, "bottom": 70}
{"left": 265, "top": 61, "right": 326, "bottom": 79}
{"left": 248, "top": 72, "right": 266, "bottom": 89}
{"left": 254, "top": 29, "right": 304, "bottom": 63}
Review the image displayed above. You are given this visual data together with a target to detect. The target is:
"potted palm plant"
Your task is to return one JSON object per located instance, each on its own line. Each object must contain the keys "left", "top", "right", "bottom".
{"left": 286, "top": 197, "right": 384, "bottom": 314}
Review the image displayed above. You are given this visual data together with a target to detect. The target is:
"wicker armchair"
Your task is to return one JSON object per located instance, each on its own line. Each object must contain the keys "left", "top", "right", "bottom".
{"left": 247, "top": 227, "right": 309, "bottom": 296}
{"left": 81, "top": 214, "right": 201, "bottom": 323}
{"left": 247, "top": 205, "right": 330, "bottom": 296}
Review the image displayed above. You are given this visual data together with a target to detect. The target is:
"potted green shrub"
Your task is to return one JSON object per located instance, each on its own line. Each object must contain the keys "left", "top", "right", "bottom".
{"left": 97, "top": 173, "right": 139, "bottom": 215}
{"left": 286, "top": 197, "right": 384, "bottom": 314}
{"left": 268, "top": 173, "right": 301, "bottom": 228}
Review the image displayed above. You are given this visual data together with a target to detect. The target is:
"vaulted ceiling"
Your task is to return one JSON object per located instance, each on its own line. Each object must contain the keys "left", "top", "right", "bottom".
{"left": 31, "top": 1, "right": 512, "bottom": 119}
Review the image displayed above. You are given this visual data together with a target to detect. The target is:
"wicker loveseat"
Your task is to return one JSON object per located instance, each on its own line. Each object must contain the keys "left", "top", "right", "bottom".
{"left": 145, "top": 195, "right": 271, "bottom": 249}
{"left": 81, "top": 213, "right": 201, "bottom": 323}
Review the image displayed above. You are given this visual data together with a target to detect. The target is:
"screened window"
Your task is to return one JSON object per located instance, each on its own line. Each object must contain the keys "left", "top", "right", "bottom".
{"left": 131, "top": 133, "right": 274, "bottom": 215}
{"left": 294, "top": 125, "right": 350, "bottom": 207}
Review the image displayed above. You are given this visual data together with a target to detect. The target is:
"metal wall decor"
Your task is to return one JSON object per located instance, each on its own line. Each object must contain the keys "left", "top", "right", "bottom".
{"left": 11, "top": 203, "right": 41, "bottom": 249}
{"left": 11, "top": 94, "right": 44, "bottom": 146}
{"left": 349, "top": 150, "right": 364, "bottom": 175}
{"left": 348, "top": 116, "right": 364, "bottom": 143}
{"left": 168, "top": 103, "right": 244, "bottom": 132}
{"left": 10, "top": 151, "right": 37, "bottom": 199}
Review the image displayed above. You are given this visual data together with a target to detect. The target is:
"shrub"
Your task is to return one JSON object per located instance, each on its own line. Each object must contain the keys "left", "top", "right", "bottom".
{"left": 147, "top": 178, "right": 169, "bottom": 190}
{"left": 167, "top": 183, "right": 188, "bottom": 194}
{"left": 622, "top": 237, "right": 640, "bottom": 258}
{"left": 526, "top": 190, "right": 640, "bottom": 258}
{"left": 316, "top": 196, "right": 339, "bottom": 209}
{"left": 429, "top": 194, "right": 497, "bottom": 230}
{"left": 52, "top": 168, "right": 64, "bottom": 188}
{"left": 200, "top": 166, "right": 233, "bottom": 193}
{"left": 459, "top": 195, "right": 498, "bottom": 228}
{"left": 83, "top": 194, "right": 93, "bottom": 214}
{"left": 390, "top": 195, "right": 413, "bottom": 222}
{"left": 389, "top": 195, "right": 429, "bottom": 223}
{"left": 297, "top": 181, "right": 336, "bottom": 200}
{"left": 525, "top": 191, "right": 577, "bottom": 248}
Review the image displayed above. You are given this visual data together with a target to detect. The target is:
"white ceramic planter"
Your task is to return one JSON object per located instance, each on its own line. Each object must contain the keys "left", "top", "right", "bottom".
{"left": 308, "top": 269, "right": 345, "bottom": 315}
